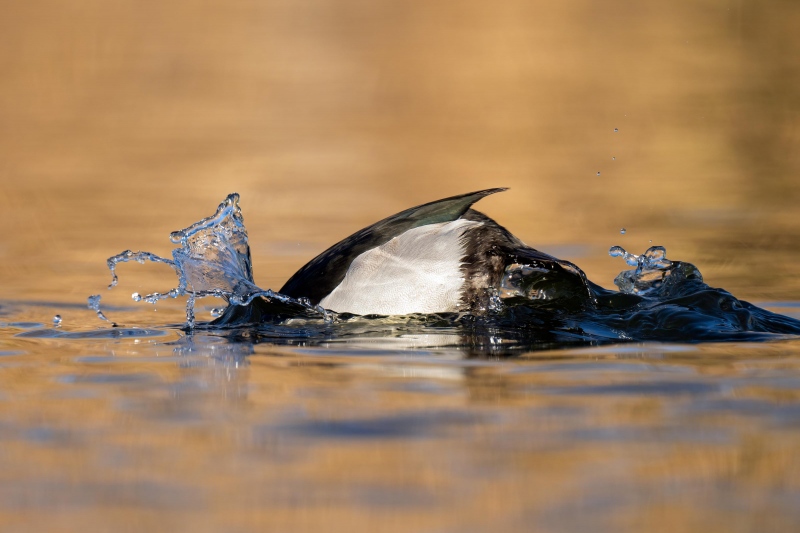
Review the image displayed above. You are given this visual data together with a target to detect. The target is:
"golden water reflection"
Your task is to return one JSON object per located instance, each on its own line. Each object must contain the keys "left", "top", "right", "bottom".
{"left": 1, "top": 330, "right": 800, "bottom": 532}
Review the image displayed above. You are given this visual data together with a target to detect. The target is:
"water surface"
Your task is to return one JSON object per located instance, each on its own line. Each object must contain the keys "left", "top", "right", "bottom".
{"left": 3, "top": 303, "right": 800, "bottom": 532}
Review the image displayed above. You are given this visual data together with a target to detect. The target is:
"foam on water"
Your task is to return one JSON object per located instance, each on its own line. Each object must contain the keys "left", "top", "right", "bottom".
{"left": 95, "top": 193, "right": 800, "bottom": 348}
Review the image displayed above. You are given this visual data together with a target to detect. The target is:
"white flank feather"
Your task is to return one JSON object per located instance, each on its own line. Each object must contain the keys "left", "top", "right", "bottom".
{"left": 319, "top": 219, "right": 479, "bottom": 315}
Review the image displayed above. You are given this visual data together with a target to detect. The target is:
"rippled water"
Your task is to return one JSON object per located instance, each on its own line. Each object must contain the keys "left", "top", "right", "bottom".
{"left": 3, "top": 0, "right": 800, "bottom": 531}
{"left": 3, "top": 301, "right": 800, "bottom": 531}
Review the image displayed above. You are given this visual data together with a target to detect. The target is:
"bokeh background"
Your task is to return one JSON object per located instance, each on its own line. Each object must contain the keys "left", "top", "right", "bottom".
{"left": 1, "top": 0, "right": 799, "bottom": 301}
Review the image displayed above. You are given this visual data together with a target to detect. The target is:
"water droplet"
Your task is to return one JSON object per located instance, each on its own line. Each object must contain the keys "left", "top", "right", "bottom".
{"left": 487, "top": 289, "right": 504, "bottom": 313}
{"left": 614, "top": 128, "right": 619, "bottom": 133}
{"left": 620, "top": 228, "right": 627, "bottom": 235}
{"left": 644, "top": 246, "right": 666, "bottom": 261}
{"left": 88, "top": 295, "right": 101, "bottom": 311}
{"left": 87, "top": 295, "right": 113, "bottom": 324}
{"left": 596, "top": 171, "right": 601, "bottom": 176}
{"left": 210, "top": 308, "right": 224, "bottom": 318}
{"left": 609, "top": 246, "right": 626, "bottom": 258}
{"left": 612, "top": 156, "right": 616, "bottom": 160}
{"left": 186, "top": 293, "right": 196, "bottom": 329}
{"left": 169, "top": 231, "right": 184, "bottom": 244}
{"left": 53, "top": 315, "right": 62, "bottom": 327}
{"left": 132, "top": 292, "right": 142, "bottom": 302}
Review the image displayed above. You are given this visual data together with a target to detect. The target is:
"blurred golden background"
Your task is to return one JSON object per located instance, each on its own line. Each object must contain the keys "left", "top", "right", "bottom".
{"left": 2, "top": 4, "right": 800, "bottom": 532}
{"left": 1, "top": 0, "right": 799, "bottom": 300}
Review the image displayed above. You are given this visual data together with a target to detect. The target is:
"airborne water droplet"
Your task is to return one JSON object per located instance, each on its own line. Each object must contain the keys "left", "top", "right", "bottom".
{"left": 620, "top": 228, "right": 627, "bottom": 234}
{"left": 87, "top": 294, "right": 114, "bottom": 324}
{"left": 132, "top": 292, "right": 142, "bottom": 302}
{"left": 609, "top": 246, "right": 626, "bottom": 258}
{"left": 169, "top": 231, "right": 184, "bottom": 244}
{"left": 614, "top": 128, "right": 619, "bottom": 132}
{"left": 612, "top": 156, "right": 616, "bottom": 160}
{"left": 53, "top": 315, "right": 62, "bottom": 327}
{"left": 210, "top": 308, "right": 224, "bottom": 318}
{"left": 596, "top": 171, "right": 601, "bottom": 176}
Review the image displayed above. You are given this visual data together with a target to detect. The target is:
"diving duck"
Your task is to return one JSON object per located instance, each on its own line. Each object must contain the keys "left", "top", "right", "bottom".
{"left": 215, "top": 188, "right": 590, "bottom": 324}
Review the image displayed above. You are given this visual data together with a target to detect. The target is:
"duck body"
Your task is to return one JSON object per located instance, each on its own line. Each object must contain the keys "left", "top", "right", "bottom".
{"left": 279, "top": 188, "right": 584, "bottom": 315}
{"left": 211, "top": 188, "right": 592, "bottom": 325}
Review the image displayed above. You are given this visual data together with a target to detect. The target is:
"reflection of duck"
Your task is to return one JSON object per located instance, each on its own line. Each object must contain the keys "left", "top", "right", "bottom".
{"left": 277, "top": 188, "right": 587, "bottom": 315}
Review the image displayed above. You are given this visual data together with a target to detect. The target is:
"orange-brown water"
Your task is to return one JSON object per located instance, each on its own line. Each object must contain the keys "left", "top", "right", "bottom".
{"left": 2, "top": 1, "right": 800, "bottom": 531}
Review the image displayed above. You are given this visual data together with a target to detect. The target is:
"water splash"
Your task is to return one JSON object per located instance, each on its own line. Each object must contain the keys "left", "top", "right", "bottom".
{"left": 101, "top": 193, "right": 334, "bottom": 329}
{"left": 608, "top": 245, "right": 701, "bottom": 296}
{"left": 500, "top": 264, "right": 558, "bottom": 301}
{"left": 87, "top": 295, "right": 115, "bottom": 325}
{"left": 107, "top": 250, "right": 175, "bottom": 289}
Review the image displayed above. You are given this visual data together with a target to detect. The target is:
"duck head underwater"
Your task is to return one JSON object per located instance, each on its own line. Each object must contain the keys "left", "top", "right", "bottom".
{"left": 102, "top": 189, "right": 800, "bottom": 346}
